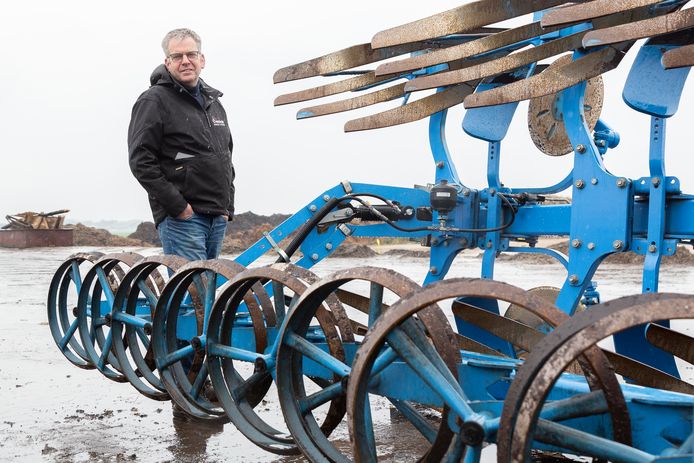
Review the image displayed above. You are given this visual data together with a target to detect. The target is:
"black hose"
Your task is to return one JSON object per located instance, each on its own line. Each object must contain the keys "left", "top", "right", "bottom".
{"left": 275, "top": 196, "right": 346, "bottom": 263}
{"left": 347, "top": 194, "right": 518, "bottom": 234}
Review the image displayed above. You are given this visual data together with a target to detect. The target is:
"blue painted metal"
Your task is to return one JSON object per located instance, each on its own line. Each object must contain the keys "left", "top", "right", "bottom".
{"left": 623, "top": 42, "right": 691, "bottom": 118}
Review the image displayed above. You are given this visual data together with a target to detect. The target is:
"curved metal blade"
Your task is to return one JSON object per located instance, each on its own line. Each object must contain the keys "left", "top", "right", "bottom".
{"left": 451, "top": 301, "right": 544, "bottom": 351}
{"left": 297, "top": 82, "right": 406, "bottom": 119}
{"left": 583, "top": 8, "right": 694, "bottom": 47}
{"left": 663, "top": 42, "right": 694, "bottom": 68}
{"left": 375, "top": 21, "right": 552, "bottom": 77}
{"left": 273, "top": 42, "right": 424, "bottom": 83}
{"left": 406, "top": 33, "right": 585, "bottom": 92}
{"left": 370, "top": 0, "right": 569, "bottom": 49}
{"left": 274, "top": 72, "right": 398, "bottom": 106}
{"left": 335, "top": 288, "right": 390, "bottom": 313}
{"left": 453, "top": 301, "right": 694, "bottom": 394}
{"left": 646, "top": 323, "right": 694, "bottom": 365}
{"left": 344, "top": 83, "right": 477, "bottom": 132}
{"left": 456, "top": 333, "right": 509, "bottom": 357}
{"left": 541, "top": 0, "right": 661, "bottom": 27}
{"left": 464, "top": 46, "right": 625, "bottom": 108}
{"left": 603, "top": 350, "right": 694, "bottom": 394}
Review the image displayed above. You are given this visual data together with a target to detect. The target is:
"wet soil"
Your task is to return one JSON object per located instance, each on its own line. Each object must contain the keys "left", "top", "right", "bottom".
{"left": 4, "top": 245, "right": 691, "bottom": 462}
{"left": 0, "top": 247, "right": 449, "bottom": 463}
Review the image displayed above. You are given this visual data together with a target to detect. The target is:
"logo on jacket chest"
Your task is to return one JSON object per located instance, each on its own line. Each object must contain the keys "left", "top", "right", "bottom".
{"left": 211, "top": 117, "right": 226, "bottom": 127}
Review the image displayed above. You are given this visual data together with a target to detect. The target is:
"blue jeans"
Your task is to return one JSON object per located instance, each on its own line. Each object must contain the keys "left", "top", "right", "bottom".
{"left": 157, "top": 212, "right": 228, "bottom": 260}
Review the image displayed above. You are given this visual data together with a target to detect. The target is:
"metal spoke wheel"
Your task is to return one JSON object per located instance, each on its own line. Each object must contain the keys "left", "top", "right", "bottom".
{"left": 76, "top": 252, "right": 143, "bottom": 382}
{"left": 47, "top": 251, "right": 103, "bottom": 369}
{"left": 206, "top": 263, "right": 315, "bottom": 455}
{"left": 276, "top": 266, "right": 440, "bottom": 463}
{"left": 110, "top": 255, "right": 185, "bottom": 400}
{"left": 498, "top": 293, "right": 694, "bottom": 463}
{"left": 346, "top": 278, "right": 631, "bottom": 462}
{"left": 151, "top": 259, "right": 249, "bottom": 422}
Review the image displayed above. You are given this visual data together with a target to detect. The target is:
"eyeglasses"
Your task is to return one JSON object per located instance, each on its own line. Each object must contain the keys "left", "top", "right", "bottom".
{"left": 167, "top": 51, "right": 201, "bottom": 63}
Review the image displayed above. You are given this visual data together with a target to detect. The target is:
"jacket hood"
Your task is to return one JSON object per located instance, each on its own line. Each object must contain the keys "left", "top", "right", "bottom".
{"left": 150, "top": 64, "right": 173, "bottom": 87}
{"left": 149, "top": 64, "right": 222, "bottom": 98}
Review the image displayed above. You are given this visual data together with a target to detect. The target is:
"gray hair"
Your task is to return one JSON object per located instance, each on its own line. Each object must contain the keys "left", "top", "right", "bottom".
{"left": 161, "top": 28, "right": 202, "bottom": 55}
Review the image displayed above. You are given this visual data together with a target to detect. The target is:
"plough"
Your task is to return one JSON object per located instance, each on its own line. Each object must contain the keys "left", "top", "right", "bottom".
{"left": 48, "top": 1, "right": 694, "bottom": 461}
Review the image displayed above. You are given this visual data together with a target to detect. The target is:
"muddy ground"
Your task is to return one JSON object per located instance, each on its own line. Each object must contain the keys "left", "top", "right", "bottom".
{"left": 4, "top": 244, "right": 691, "bottom": 462}
{"left": 0, "top": 247, "right": 300, "bottom": 463}
{"left": 0, "top": 247, "right": 460, "bottom": 463}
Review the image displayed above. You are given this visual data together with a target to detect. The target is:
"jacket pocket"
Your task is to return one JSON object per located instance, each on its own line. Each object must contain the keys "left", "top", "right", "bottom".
{"left": 161, "top": 162, "right": 187, "bottom": 189}
{"left": 183, "top": 154, "right": 230, "bottom": 210}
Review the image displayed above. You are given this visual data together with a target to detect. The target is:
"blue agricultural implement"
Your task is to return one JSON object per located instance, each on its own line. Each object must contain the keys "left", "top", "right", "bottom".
{"left": 48, "top": 1, "right": 694, "bottom": 461}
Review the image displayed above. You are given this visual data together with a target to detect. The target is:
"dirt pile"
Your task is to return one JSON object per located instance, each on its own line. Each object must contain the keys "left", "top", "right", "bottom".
{"left": 221, "top": 212, "right": 291, "bottom": 254}
{"left": 498, "top": 240, "right": 694, "bottom": 265}
{"left": 72, "top": 223, "right": 146, "bottom": 247}
{"left": 228, "top": 212, "right": 290, "bottom": 235}
{"left": 69, "top": 212, "right": 292, "bottom": 251}
{"left": 128, "top": 222, "right": 160, "bottom": 246}
{"left": 383, "top": 248, "right": 430, "bottom": 258}
{"left": 330, "top": 243, "right": 378, "bottom": 258}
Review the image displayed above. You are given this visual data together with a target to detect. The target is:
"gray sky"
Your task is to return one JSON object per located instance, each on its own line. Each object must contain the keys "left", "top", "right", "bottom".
{"left": 2, "top": 1, "right": 693, "bottom": 222}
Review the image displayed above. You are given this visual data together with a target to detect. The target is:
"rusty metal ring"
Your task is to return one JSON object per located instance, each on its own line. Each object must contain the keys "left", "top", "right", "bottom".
{"left": 95, "top": 252, "right": 145, "bottom": 293}
{"left": 500, "top": 292, "right": 694, "bottom": 463}
{"left": 276, "top": 266, "right": 451, "bottom": 462}
{"left": 47, "top": 251, "right": 104, "bottom": 369}
{"left": 75, "top": 252, "right": 144, "bottom": 383}
{"left": 206, "top": 264, "right": 313, "bottom": 455}
{"left": 109, "top": 254, "right": 188, "bottom": 400}
{"left": 347, "top": 278, "right": 628, "bottom": 462}
{"left": 151, "top": 258, "right": 265, "bottom": 422}
{"left": 281, "top": 263, "right": 355, "bottom": 343}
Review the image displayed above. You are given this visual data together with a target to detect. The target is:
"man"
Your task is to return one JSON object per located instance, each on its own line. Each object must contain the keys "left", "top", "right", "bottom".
{"left": 129, "top": 28, "right": 234, "bottom": 261}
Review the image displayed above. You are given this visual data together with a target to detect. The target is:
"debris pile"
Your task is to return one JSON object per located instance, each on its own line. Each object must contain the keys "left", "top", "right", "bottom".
{"left": 2, "top": 210, "right": 70, "bottom": 230}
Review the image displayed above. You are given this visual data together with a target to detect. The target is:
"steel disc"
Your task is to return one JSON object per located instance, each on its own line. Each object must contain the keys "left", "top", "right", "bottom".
{"left": 506, "top": 286, "right": 585, "bottom": 331}
{"left": 528, "top": 55, "right": 604, "bottom": 156}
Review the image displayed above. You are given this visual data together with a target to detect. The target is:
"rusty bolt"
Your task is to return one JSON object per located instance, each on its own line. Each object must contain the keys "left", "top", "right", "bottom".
{"left": 575, "top": 179, "right": 585, "bottom": 189}
{"left": 489, "top": 188, "right": 496, "bottom": 196}
{"left": 651, "top": 177, "right": 661, "bottom": 187}
{"left": 463, "top": 189, "right": 471, "bottom": 197}
{"left": 571, "top": 239, "right": 582, "bottom": 248}
{"left": 436, "top": 161, "right": 445, "bottom": 169}
{"left": 486, "top": 241, "right": 493, "bottom": 249}
{"left": 429, "top": 266, "right": 438, "bottom": 275}
{"left": 587, "top": 242, "right": 596, "bottom": 250}
{"left": 613, "top": 240, "right": 624, "bottom": 250}
{"left": 616, "top": 178, "right": 627, "bottom": 188}
{"left": 569, "top": 274, "right": 579, "bottom": 285}
{"left": 576, "top": 144, "right": 586, "bottom": 153}
{"left": 648, "top": 244, "right": 657, "bottom": 253}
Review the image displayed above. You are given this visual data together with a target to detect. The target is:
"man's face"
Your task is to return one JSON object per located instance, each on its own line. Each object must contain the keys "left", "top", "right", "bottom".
{"left": 164, "top": 37, "right": 205, "bottom": 87}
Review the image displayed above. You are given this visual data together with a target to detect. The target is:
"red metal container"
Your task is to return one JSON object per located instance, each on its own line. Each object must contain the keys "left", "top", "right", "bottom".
{"left": 0, "top": 229, "right": 74, "bottom": 248}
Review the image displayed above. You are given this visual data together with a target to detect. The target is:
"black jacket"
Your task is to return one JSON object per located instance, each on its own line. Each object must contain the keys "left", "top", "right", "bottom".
{"left": 128, "top": 65, "right": 234, "bottom": 226}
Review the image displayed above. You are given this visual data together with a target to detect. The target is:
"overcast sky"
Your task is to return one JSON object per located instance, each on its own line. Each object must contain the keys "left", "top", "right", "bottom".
{"left": 2, "top": 1, "right": 693, "bottom": 223}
